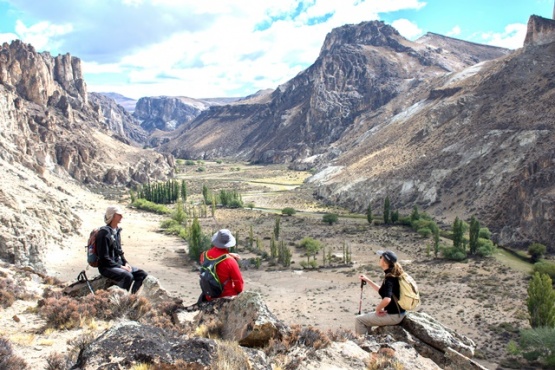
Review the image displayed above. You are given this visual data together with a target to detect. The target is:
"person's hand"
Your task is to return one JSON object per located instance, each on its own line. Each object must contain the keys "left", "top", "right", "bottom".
{"left": 229, "top": 252, "right": 241, "bottom": 260}
{"left": 359, "top": 274, "right": 368, "bottom": 283}
{"left": 376, "top": 309, "right": 387, "bottom": 316}
{"left": 122, "top": 264, "right": 132, "bottom": 272}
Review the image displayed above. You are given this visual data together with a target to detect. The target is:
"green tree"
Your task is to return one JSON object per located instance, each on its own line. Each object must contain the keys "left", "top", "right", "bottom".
{"left": 274, "top": 216, "right": 281, "bottom": 240}
{"left": 528, "top": 243, "right": 547, "bottom": 263}
{"left": 469, "top": 216, "right": 480, "bottom": 255}
{"left": 366, "top": 203, "right": 373, "bottom": 225}
{"left": 527, "top": 272, "right": 555, "bottom": 328}
{"left": 322, "top": 213, "right": 339, "bottom": 225}
{"left": 512, "top": 327, "right": 555, "bottom": 367}
{"left": 202, "top": 185, "right": 210, "bottom": 205}
{"left": 172, "top": 199, "right": 187, "bottom": 224}
{"left": 433, "top": 227, "right": 440, "bottom": 257}
{"left": 188, "top": 217, "right": 203, "bottom": 261}
{"left": 391, "top": 210, "right": 399, "bottom": 224}
{"left": 383, "top": 196, "right": 391, "bottom": 225}
{"left": 180, "top": 180, "right": 187, "bottom": 202}
{"left": 410, "top": 205, "right": 420, "bottom": 222}
{"left": 270, "top": 235, "right": 277, "bottom": 258}
{"left": 281, "top": 207, "right": 296, "bottom": 216}
{"left": 299, "top": 237, "right": 321, "bottom": 264}
{"left": 249, "top": 225, "right": 254, "bottom": 249}
{"left": 452, "top": 217, "right": 464, "bottom": 251}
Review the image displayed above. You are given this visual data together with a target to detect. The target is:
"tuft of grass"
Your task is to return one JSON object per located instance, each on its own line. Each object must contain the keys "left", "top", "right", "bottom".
{"left": 212, "top": 340, "right": 251, "bottom": 370}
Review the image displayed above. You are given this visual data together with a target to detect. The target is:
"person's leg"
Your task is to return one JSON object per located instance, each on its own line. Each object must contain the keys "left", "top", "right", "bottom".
{"left": 355, "top": 312, "right": 405, "bottom": 334}
{"left": 99, "top": 267, "right": 133, "bottom": 291}
{"left": 130, "top": 267, "right": 148, "bottom": 294}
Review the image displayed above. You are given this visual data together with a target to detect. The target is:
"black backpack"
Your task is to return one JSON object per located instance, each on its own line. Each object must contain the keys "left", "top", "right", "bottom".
{"left": 199, "top": 253, "right": 228, "bottom": 299}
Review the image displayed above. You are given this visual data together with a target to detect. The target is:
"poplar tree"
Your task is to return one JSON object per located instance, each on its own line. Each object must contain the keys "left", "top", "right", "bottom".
{"left": 188, "top": 217, "right": 203, "bottom": 260}
{"left": 452, "top": 217, "right": 464, "bottom": 251}
{"left": 527, "top": 272, "right": 555, "bottom": 328}
{"left": 383, "top": 196, "right": 391, "bottom": 225}
{"left": 274, "top": 216, "right": 281, "bottom": 240}
{"left": 366, "top": 203, "right": 373, "bottom": 225}
{"left": 469, "top": 216, "right": 480, "bottom": 255}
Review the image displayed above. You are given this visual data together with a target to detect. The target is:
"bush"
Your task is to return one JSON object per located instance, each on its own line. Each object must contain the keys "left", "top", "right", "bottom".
{"left": 0, "top": 337, "right": 28, "bottom": 370}
{"left": 281, "top": 207, "right": 296, "bottom": 216}
{"left": 442, "top": 247, "right": 467, "bottom": 261}
{"left": 529, "top": 243, "right": 547, "bottom": 263}
{"left": 132, "top": 199, "right": 171, "bottom": 214}
{"left": 322, "top": 213, "right": 339, "bottom": 225}
{"left": 476, "top": 238, "right": 496, "bottom": 257}
{"left": 534, "top": 261, "right": 555, "bottom": 280}
{"left": 479, "top": 227, "right": 492, "bottom": 239}
{"left": 417, "top": 227, "right": 432, "bottom": 238}
{"left": 185, "top": 160, "right": 195, "bottom": 166}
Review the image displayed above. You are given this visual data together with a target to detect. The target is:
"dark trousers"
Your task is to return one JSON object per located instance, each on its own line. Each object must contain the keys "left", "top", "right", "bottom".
{"left": 99, "top": 266, "right": 148, "bottom": 294}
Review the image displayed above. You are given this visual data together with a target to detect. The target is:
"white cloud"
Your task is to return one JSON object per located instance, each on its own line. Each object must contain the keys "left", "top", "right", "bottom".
{"left": 5, "top": 0, "right": 429, "bottom": 99}
{"left": 447, "top": 25, "right": 461, "bottom": 37}
{"left": 13, "top": 20, "right": 73, "bottom": 51}
{"left": 0, "top": 32, "right": 19, "bottom": 44}
{"left": 480, "top": 23, "right": 527, "bottom": 49}
{"left": 391, "top": 19, "right": 424, "bottom": 40}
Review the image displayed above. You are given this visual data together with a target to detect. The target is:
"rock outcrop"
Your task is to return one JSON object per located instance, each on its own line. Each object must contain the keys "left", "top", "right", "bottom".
{"left": 70, "top": 289, "right": 481, "bottom": 370}
{"left": 0, "top": 40, "right": 175, "bottom": 271}
{"left": 524, "top": 15, "right": 555, "bottom": 46}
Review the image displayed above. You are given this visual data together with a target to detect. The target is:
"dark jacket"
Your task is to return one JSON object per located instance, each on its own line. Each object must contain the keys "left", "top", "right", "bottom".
{"left": 95, "top": 226, "right": 128, "bottom": 269}
{"left": 380, "top": 268, "right": 406, "bottom": 315}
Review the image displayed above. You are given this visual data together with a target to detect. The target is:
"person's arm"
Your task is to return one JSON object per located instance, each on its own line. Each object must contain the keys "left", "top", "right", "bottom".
{"left": 96, "top": 229, "right": 121, "bottom": 268}
{"left": 228, "top": 258, "right": 244, "bottom": 294}
{"left": 376, "top": 277, "right": 395, "bottom": 315}
{"left": 359, "top": 274, "right": 380, "bottom": 292}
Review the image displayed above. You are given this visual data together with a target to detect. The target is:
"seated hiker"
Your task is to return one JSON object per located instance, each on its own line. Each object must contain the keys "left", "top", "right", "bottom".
{"left": 355, "top": 250, "right": 406, "bottom": 334}
{"left": 95, "top": 205, "right": 148, "bottom": 294}
{"left": 199, "top": 229, "right": 244, "bottom": 302}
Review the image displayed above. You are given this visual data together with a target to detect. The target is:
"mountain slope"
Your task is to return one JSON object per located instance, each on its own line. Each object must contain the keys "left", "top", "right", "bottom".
{"left": 0, "top": 40, "right": 174, "bottom": 271}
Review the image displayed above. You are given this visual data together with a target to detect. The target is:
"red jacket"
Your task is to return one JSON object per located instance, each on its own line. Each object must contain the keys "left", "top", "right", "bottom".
{"left": 200, "top": 247, "right": 244, "bottom": 299}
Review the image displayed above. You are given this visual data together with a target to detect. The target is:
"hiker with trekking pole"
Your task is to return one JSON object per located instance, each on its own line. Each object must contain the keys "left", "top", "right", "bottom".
{"left": 354, "top": 250, "right": 406, "bottom": 335}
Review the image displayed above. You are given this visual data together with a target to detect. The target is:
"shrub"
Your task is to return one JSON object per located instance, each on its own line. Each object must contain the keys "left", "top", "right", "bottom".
{"left": 0, "top": 336, "right": 28, "bottom": 370}
{"left": 476, "top": 238, "right": 496, "bottom": 257}
{"left": 512, "top": 327, "right": 555, "bottom": 367}
{"left": 534, "top": 261, "right": 555, "bottom": 280}
{"left": 442, "top": 247, "right": 466, "bottom": 261}
{"left": 185, "top": 160, "right": 195, "bottom": 166}
{"left": 479, "top": 227, "right": 492, "bottom": 239}
{"left": 281, "top": 207, "right": 296, "bottom": 216}
{"left": 417, "top": 227, "right": 432, "bottom": 238}
{"left": 528, "top": 243, "right": 547, "bottom": 263}
{"left": 322, "top": 213, "right": 339, "bottom": 225}
{"left": 132, "top": 199, "right": 171, "bottom": 214}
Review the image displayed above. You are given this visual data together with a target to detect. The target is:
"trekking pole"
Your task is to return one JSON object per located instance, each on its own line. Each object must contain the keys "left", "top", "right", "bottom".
{"left": 77, "top": 270, "right": 95, "bottom": 295}
{"left": 357, "top": 280, "right": 366, "bottom": 315}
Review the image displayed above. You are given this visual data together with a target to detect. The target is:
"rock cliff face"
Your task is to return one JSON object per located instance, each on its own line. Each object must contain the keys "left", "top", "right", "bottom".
{"left": 0, "top": 40, "right": 174, "bottom": 271}
{"left": 134, "top": 96, "right": 240, "bottom": 135}
{"left": 524, "top": 15, "right": 555, "bottom": 46}
{"left": 89, "top": 92, "right": 147, "bottom": 143}
{"left": 161, "top": 21, "right": 508, "bottom": 163}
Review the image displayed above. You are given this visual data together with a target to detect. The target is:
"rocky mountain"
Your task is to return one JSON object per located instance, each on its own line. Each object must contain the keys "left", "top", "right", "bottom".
{"left": 157, "top": 16, "right": 555, "bottom": 251}
{"left": 98, "top": 92, "right": 137, "bottom": 113}
{"left": 0, "top": 40, "right": 174, "bottom": 271}
{"left": 89, "top": 92, "right": 147, "bottom": 143}
{"left": 161, "top": 21, "right": 509, "bottom": 162}
{"left": 134, "top": 95, "right": 241, "bottom": 136}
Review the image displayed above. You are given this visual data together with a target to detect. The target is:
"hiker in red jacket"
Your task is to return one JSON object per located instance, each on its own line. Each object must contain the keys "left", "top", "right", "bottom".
{"left": 199, "top": 229, "right": 244, "bottom": 302}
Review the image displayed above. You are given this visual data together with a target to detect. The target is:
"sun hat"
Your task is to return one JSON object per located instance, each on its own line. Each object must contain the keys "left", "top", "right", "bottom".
{"left": 211, "top": 229, "right": 236, "bottom": 249}
{"left": 104, "top": 205, "right": 123, "bottom": 224}
{"left": 377, "top": 250, "right": 398, "bottom": 263}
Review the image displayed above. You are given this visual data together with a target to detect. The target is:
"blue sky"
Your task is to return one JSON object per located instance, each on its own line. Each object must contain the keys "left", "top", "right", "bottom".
{"left": 0, "top": 0, "right": 552, "bottom": 99}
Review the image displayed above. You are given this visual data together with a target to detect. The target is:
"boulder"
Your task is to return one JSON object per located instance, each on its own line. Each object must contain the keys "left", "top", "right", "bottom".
{"left": 74, "top": 321, "right": 216, "bottom": 370}
{"left": 400, "top": 312, "right": 476, "bottom": 357}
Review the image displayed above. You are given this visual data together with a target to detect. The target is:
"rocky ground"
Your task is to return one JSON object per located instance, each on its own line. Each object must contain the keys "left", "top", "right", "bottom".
{"left": 1, "top": 162, "right": 531, "bottom": 369}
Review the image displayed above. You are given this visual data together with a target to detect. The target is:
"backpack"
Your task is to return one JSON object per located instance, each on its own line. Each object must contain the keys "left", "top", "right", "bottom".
{"left": 86, "top": 226, "right": 110, "bottom": 267}
{"left": 395, "top": 272, "right": 421, "bottom": 311}
{"left": 199, "top": 253, "right": 229, "bottom": 299}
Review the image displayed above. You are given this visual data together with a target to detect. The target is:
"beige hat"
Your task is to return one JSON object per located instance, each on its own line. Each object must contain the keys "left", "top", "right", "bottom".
{"left": 211, "top": 229, "right": 236, "bottom": 249}
{"left": 105, "top": 205, "right": 123, "bottom": 224}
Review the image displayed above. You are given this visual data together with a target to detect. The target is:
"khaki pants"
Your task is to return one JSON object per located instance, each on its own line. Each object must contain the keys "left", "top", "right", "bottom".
{"left": 355, "top": 312, "right": 405, "bottom": 334}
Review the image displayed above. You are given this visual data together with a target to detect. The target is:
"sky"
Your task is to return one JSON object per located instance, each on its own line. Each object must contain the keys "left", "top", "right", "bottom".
{"left": 0, "top": 0, "right": 553, "bottom": 100}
